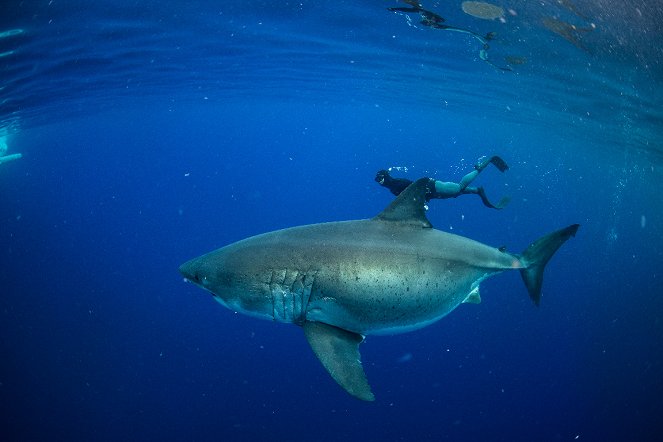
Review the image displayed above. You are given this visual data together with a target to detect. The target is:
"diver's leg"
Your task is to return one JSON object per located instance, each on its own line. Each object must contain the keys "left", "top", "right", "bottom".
{"left": 458, "top": 170, "right": 480, "bottom": 191}
{"left": 458, "top": 155, "right": 509, "bottom": 191}
{"left": 432, "top": 180, "right": 461, "bottom": 198}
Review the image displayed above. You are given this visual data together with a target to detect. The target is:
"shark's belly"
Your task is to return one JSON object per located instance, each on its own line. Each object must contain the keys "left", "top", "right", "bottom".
{"left": 305, "top": 254, "right": 495, "bottom": 335}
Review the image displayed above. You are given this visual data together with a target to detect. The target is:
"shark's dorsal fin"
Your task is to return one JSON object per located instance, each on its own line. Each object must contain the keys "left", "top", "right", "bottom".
{"left": 303, "top": 321, "right": 375, "bottom": 401}
{"left": 373, "top": 177, "right": 433, "bottom": 228}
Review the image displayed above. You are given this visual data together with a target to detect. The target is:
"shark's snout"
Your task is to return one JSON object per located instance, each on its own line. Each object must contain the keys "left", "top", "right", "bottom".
{"left": 179, "top": 257, "right": 218, "bottom": 294}
{"left": 179, "top": 260, "right": 201, "bottom": 284}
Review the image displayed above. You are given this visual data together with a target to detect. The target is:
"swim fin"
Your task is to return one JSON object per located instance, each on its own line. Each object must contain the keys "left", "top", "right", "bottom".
{"left": 489, "top": 155, "right": 509, "bottom": 172}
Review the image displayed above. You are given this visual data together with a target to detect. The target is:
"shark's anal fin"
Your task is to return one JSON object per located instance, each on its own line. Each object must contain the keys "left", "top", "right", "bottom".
{"left": 303, "top": 321, "right": 375, "bottom": 401}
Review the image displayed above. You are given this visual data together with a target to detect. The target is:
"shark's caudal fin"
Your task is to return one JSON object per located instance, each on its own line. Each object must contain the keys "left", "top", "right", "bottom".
{"left": 519, "top": 224, "right": 580, "bottom": 305}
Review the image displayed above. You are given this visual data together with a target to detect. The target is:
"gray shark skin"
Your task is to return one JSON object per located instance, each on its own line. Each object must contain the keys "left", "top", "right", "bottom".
{"left": 179, "top": 178, "right": 579, "bottom": 401}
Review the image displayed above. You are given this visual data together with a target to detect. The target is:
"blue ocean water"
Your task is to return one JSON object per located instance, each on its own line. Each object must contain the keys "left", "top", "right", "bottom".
{"left": 1, "top": 1, "right": 662, "bottom": 441}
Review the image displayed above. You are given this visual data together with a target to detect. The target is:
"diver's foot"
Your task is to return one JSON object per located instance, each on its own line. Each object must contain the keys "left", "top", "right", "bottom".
{"left": 475, "top": 155, "right": 509, "bottom": 172}
{"left": 476, "top": 186, "right": 489, "bottom": 202}
{"left": 475, "top": 156, "right": 488, "bottom": 171}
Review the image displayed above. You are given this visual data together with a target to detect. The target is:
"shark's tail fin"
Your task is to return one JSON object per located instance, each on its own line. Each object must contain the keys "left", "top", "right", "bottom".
{"left": 519, "top": 224, "right": 579, "bottom": 305}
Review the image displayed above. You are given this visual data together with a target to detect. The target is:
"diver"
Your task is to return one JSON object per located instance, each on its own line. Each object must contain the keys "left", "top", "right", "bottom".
{"left": 375, "top": 156, "right": 510, "bottom": 209}
{"left": 388, "top": 1, "right": 511, "bottom": 71}
{"left": 389, "top": 1, "right": 483, "bottom": 37}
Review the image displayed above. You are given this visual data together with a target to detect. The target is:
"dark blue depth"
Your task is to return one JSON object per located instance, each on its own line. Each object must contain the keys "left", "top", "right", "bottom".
{"left": 1, "top": 1, "right": 662, "bottom": 441}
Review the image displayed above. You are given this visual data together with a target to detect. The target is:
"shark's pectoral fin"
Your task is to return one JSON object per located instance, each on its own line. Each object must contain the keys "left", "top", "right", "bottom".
{"left": 303, "top": 321, "right": 375, "bottom": 401}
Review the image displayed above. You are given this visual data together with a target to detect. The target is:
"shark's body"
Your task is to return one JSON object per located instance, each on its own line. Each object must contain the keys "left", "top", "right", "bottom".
{"left": 180, "top": 178, "right": 578, "bottom": 401}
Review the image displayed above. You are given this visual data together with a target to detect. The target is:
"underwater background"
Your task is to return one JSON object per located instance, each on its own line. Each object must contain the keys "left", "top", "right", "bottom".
{"left": 1, "top": 1, "right": 662, "bottom": 441}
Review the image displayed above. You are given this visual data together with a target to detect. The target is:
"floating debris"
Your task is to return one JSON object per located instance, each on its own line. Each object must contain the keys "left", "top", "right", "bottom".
{"left": 556, "top": 0, "right": 589, "bottom": 20}
{"left": 541, "top": 17, "right": 595, "bottom": 51}
{"left": 504, "top": 55, "right": 527, "bottom": 65}
{"left": 461, "top": 1, "right": 505, "bottom": 20}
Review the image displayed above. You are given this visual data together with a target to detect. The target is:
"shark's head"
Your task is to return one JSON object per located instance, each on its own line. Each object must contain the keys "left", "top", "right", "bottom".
{"left": 179, "top": 245, "right": 288, "bottom": 322}
{"left": 179, "top": 256, "right": 217, "bottom": 293}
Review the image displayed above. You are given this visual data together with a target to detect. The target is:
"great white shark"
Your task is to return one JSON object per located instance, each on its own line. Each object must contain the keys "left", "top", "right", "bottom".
{"left": 179, "top": 178, "right": 579, "bottom": 401}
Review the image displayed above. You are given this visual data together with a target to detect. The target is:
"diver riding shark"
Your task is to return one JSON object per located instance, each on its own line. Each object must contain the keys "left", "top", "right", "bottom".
{"left": 179, "top": 178, "right": 579, "bottom": 401}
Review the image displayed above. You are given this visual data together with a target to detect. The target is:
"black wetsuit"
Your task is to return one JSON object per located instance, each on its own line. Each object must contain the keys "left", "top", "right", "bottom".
{"left": 375, "top": 170, "right": 415, "bottom": 197}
